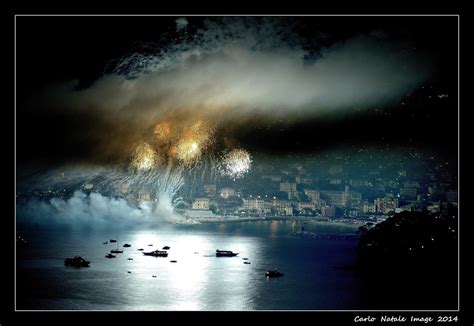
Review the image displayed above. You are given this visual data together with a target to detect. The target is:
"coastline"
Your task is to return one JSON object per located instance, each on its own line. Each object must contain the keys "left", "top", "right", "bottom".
{"left": 180, "top": 215, "right": 364, "bottom": 229}
{"left": 305, "top": 220, "right": 363, "bottom": 229}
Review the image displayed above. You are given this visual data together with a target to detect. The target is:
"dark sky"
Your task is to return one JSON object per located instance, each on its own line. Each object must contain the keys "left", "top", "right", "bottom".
{"left": 15, "top": 16, "right": 459, "bottom": 166}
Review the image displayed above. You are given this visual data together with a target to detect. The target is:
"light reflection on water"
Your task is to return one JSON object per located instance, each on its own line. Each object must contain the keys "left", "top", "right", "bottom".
{"left": 16, "top": 221, "right": 359, "bottom": 310}
{"left": 270, "top": 220, "right": 279, "bottom": 238}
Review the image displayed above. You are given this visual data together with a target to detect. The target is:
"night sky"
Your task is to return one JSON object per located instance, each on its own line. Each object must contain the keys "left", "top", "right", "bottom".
{"left": 16, "top": 16, "right": 458, "bottom": 167}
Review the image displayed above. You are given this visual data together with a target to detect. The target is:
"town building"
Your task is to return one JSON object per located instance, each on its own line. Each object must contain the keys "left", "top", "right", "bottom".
{"left": 192, "top": 198, "right": 210, "bottom": 210}
{"left": 279, "top": 182, "right": 297, "bottom": 192}
{"left": 374, "top": 197, "right": 399, "bottom": 214}
{"left": 297, "top": 202, "right": 316, "bottom": 211}
{"left": 304, "top": 189, "right": 320, "bottom": 204}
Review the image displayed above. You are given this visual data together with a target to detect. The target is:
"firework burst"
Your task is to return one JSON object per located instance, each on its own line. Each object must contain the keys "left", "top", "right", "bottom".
{"left": 131, "top": 142, "right": 161, "bottom": 171}
{"left": 218, "top": 148, "right": 252, "bottom": 180}
{"left": 174, "top": 120, "right": 215, "bottom": 167}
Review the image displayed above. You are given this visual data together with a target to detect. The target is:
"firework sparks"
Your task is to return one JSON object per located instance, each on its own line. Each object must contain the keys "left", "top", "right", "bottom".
{"left": 174, "top": 120, "right": 215, "bottom": 166}
{"left": 175, "top": 140, "right": 200, "bottom": 163}
{"left": 218, "top": 148, "right": 252, "bottom": 180}
{"left": 131, "top": 142, "right": 160, "bottom": 171}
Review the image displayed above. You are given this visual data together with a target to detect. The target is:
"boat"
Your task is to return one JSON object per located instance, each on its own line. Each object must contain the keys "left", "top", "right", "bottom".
{"left": 65, "top": 256, "right": 90, "bottom": 267}
{"left": 123, "top": 243, "right": 131, "bottom": 247}
{"left": 105, "top": 253, "right": 116, "bottom": 258}
{"left": 103, "top": 241, "right": 108, "bottom": 244}
{"left": 137, "top": 248, "right": 144, "bottom": 251}
{"left": 127, "top": 258, "right": 133, "bottom": 260}
{"left": 215, "top": 250, "right": 238, "bottom": 257}
{"left": 244, "top": 262, "right": 251, "bottom": 264}
{"left": 110, "top": 239, "right": 117, "bottom": 243}
{"left": 143, "top": 250, "right": 168, "bottom": 257}
{"left": 170, "top": 260, "right": 177, "bottom": 263}
{"left": 162, "top": 246, "right": 170, "bottom": 250}
{"left": 266, "top": 270, "right": 284, "bottom": 278}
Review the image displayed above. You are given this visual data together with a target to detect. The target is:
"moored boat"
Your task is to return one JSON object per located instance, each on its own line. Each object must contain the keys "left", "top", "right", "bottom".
{"left": 143, "top": 250, "right": 168, "bottom": 257}
{"left": 215, "top": 250, "right": 238, "bottom": 257}
{"left": 65, "top": 256, "right": 90, "bottom": 267}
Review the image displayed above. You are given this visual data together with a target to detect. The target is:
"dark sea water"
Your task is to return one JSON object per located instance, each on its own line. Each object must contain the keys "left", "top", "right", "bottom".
{"left": 16, "top": 220, "right": 367, "bottom": 311}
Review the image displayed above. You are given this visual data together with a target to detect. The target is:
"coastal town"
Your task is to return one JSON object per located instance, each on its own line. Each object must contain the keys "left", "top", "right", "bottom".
{"left": 174, "top": 149, "right": 458, "bottom": 225}
{"left": 18, "top": 148, "right": 457, "bottom": 227}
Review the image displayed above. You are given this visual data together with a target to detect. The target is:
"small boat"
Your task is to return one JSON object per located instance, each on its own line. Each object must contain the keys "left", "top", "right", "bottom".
{"left": 137, "top": 248, "right": 144, "bottom": 251}
{"left": 103, "top": 241, "right": 108, "bottom": 244}
{"left": 170, "top": 260, "right": 177, "bottom": 263}
{"left": 162, "top": 246, "right": 170, "bottom": 250}
{"left": 215, "top": 250, "right": 238, "bottom": 257}
{"left": 266, "top": 270, "right": 284, "bottom": 278}
{"left": 65, "top": 256, "right": 90, "bottom": 267}
{"left": 127, "top": 271, "right": 131, "bottom": 273}
{"left": 242, "top": 258, "right": 249, "bottom": 260}
{"left": 110, "top": 239, "right": 117, "bottom": 243}
{"left": 105, "top": 253, "right": 116, "bottom": 258}
{"left": 127, "top": 258, "right": 133, "bottom": 260}
{"left": 123, "top": 243, "right": 131, "bottom": 247}
{"left": 152, "top": 275, "right": 157, "bottom": 278}
{"left": 143, "top": 250, "right": 168, "bottom": 257}
{"left": 244, "top": 262, "right": 251, "bottom": 264}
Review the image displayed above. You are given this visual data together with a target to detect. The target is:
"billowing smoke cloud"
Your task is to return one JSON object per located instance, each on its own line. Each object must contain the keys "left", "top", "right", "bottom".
{"left": 16, "top": 190, "right": 188, "bottom": 229}
{"left": 49, "top": 18, "right": 431, "bottom": 115}
{"left": 16, "top": 164, "right": 190, "bottom": 228}
{"left": 17, "top": 191, "right": 151, "bottom": 227}
{"left": 42, "top": 17, "right": 434, "bottom": 161}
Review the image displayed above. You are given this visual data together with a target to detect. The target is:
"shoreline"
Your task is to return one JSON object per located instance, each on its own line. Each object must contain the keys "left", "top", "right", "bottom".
{"left": 305, "top": 220, "right": 363, "bottom": 229}
{"left": 183, "top": 216, "right": 364, "bottom": 229}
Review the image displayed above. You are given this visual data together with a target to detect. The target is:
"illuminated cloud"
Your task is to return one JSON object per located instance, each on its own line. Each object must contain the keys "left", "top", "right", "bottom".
{"left": 51, "top": 19, "right": 431, "bottom": 115}
{"left": 44, "top": 17, "right": 434, "bottom": 160}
